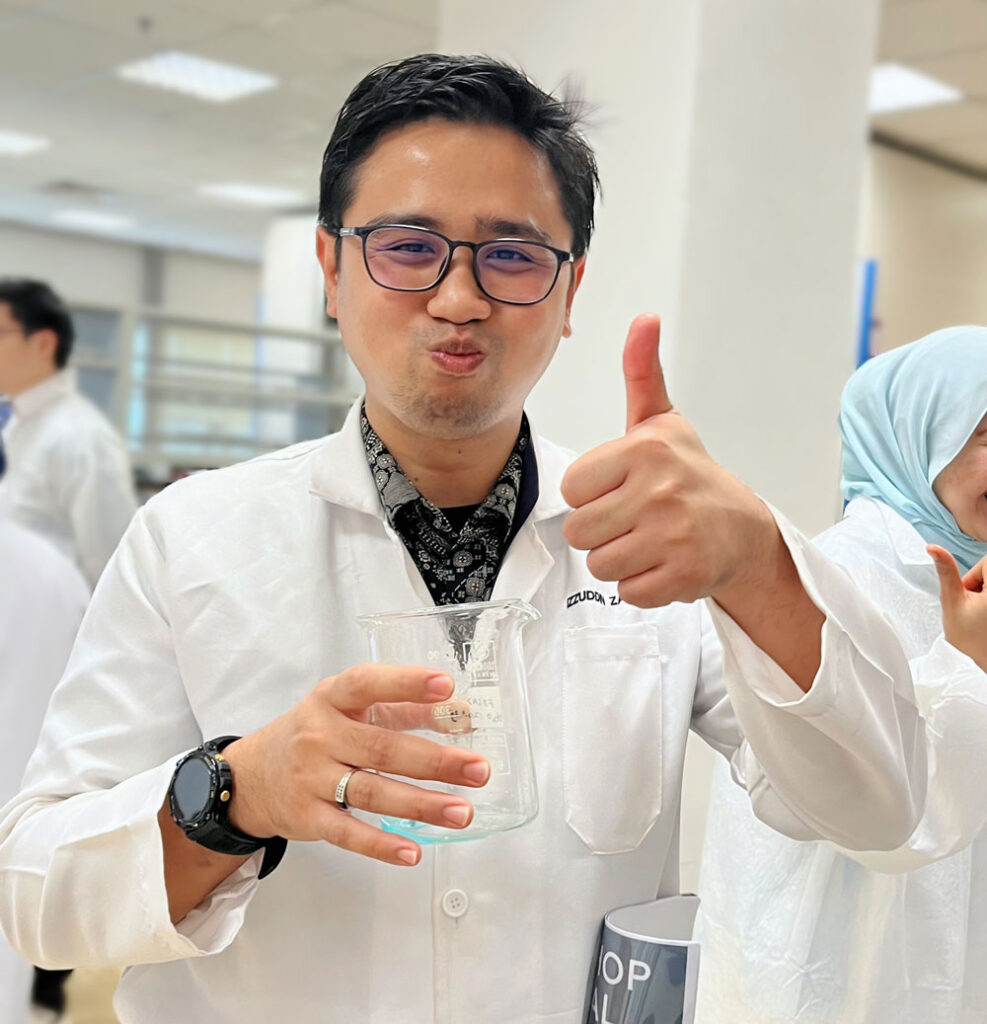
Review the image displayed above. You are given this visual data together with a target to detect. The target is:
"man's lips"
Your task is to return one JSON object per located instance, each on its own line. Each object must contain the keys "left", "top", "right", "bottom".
{"left": 429, "top": 348, "right": 485, "bottom": 374}
{"left": 427, "top": 338, "right": 486, "bottom": 374}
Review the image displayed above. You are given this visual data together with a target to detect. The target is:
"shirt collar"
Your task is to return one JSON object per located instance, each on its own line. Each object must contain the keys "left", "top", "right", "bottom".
{"left": 309, "top": 397, "right": 571, "bottom": 522}
{"left": 360, "top": 406, "right": 532, "bottom": 605}
{"left": 360, "top": 402, "right": 531, "bottom": 521}
{"left": 11, "top": 368, "right": 77, "bottom": 420}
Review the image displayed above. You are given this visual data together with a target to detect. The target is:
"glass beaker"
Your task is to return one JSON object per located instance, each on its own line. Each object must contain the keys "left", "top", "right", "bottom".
{"left": 357, "top": 598, "right": 540, "bottom": 842}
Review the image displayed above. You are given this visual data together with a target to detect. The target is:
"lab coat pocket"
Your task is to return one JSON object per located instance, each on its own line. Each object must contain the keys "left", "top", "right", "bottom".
{"left": 562, "top": 623, "right": 663, "bottom": 853}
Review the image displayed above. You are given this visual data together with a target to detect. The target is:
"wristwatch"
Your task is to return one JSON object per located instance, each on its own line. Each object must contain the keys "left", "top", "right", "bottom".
{"left": 168, "top": 736, "right": 286, "bottom": 879}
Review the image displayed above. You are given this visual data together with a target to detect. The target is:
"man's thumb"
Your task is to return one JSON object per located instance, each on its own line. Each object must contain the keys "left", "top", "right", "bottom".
{"left": 928, "top": 545, "right": 965, "bottom": 610}
{"left": 624, "top": 313, "right": 672, "bottom": 432}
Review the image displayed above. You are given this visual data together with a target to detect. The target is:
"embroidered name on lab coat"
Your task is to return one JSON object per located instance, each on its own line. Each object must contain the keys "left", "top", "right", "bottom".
{"left": 566, "top": 589, "right": 622, "bottom": 609}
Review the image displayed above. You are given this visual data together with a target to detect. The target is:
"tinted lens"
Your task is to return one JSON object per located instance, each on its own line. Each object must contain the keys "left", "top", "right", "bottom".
{"left": 364, "top": 227, "right": 447, "bottom": 290}
{"left": 476, "top": 241, "right": 560, "bottom": 303}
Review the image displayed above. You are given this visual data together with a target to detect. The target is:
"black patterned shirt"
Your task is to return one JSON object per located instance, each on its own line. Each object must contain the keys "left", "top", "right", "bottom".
{"left": 361, "top": 408, "right": 538, "bottom": 605}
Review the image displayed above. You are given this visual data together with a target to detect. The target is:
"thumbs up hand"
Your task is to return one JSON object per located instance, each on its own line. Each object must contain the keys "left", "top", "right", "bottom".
{"left": 622, "top": 312, "right": 674, "bottom": 429}
{"left": 928, "top": 546, "right": 987, "bottom": 672}
{"left": 561, "top": 314, "right": 778, "bottom": 608}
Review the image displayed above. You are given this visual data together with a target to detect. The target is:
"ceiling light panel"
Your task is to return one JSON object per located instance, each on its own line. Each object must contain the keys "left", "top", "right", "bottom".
{"left": 869, "top": 63, "right": 963, "bottom": 115}
{"left": 0, "top": 131, "right": 50, "bottom": 156}
{"left": 116, "top": 51, "right": 278, "bottom": 103}
{"left": 52, "top": 209, "right": 134, "bottom": 232}
{"left": 200, "top": 183, "right": 305, "bottom": 207}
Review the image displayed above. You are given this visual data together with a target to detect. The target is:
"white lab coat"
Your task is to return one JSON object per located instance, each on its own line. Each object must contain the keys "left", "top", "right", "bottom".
{"left": 696, "top": 496, "right": 987, "bottom": 1024}
{"left": 0, "top": 369, "right": 137, "bottom": 588}
{"left": 0, "top": 405, "right": 926, "bottom": 1024}
{"left": 0, "top": 521, "right": 89, "bottom": 1024}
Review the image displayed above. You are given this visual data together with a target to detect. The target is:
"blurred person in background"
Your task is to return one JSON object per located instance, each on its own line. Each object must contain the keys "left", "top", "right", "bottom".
{"left": 0, "top": 521, "right": 88, "bottom": 1024}
{"left": 0, "top": 278, "right": 137, "bottom": 590}
{"left": 0, "top": 277, "right": 136, "bottom": 1019}
{"left": 697, "top": 326, "right": 987, "bottom": 1024}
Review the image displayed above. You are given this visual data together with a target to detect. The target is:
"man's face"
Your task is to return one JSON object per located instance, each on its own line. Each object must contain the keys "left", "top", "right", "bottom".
{"left": 0, "top": 302, "right": 55, "bottom": 396}
{"left": 317, "top": 119, "right": 585, "bottom": 440}
{"left": 934, "top": 412, "right": 987, "bottom": 542}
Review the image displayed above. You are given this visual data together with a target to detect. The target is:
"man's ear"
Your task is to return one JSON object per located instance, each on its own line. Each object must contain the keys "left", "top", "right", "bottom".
{"left": 315, "top": 226, "right": 340, "bottom": 320}
{"left": 30, "top": 328, "right": 59, "bottom": 367}
{"left": 561, "top": 256, "right": 587, "bottom": 339}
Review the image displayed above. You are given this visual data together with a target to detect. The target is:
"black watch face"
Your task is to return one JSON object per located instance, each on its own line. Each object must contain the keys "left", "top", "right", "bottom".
{"left": 173, "top": 755, "right": 213, "bottom": 822}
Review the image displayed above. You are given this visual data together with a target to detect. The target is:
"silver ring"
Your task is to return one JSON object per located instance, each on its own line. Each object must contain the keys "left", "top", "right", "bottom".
{"left": 334, "top": 768, "right": 359, "bottom": 811}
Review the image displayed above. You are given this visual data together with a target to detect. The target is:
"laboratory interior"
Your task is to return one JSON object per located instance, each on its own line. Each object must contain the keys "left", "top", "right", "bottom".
{"left": 1, "top": 0, "right": 986, "bottom": 1022}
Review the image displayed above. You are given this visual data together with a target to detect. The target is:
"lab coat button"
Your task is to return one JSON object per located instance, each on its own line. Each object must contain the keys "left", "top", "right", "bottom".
{"left": 441, "top": 889, "right": 469, "bottom": 918}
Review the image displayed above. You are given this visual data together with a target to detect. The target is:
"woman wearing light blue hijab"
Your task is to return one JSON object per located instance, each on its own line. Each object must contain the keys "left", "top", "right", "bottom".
{"left": 696, "top": 325, "right": 987, "bottom": 1024}
{"left": 841, "top": 324, "right": 987, "bottom": 574}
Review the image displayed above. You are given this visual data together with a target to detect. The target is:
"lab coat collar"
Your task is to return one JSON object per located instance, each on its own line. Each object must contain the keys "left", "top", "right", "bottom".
{"left": 889, "top": 520, "right": 936, "bottom": 568}
{"left": 845, "top": 497, "right": 933, "bottom": 568}
{"left": 11, "top": 368, "right": 77, "bottom": 420}
{"left": 308, "top": 398, "right": 573, "bottom": 523}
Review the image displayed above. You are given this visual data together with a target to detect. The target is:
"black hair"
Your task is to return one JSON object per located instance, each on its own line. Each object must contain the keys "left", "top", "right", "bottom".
{"left": 0, "top": 278, "right": 74, "bottom": 368}
{"left": 319, "top": 53, "right": 600, "bottom": 257}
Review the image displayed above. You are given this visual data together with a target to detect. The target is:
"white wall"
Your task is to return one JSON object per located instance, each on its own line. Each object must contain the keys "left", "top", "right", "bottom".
{"left": 160, "top": 250, "right": 261, "bottom": 323}
{"left": 260, "top": 214, "right": 326, "bottom": 333}
{"left": 0, "top": 222, "right": 143, "bottom": 310}
{"left": 863, "top": 144, "right": 987, "bottom": 352}
{"left": 0, "top": 221, "right": 260, "bottom": 321}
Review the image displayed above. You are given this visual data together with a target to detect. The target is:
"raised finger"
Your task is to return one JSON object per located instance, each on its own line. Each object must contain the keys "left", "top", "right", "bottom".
{"left": 624, "top": 313, "right": 672, "bottom": 432}
{"left": 927, "top": 545, "right": 966, "bottom": 610}
{"left": 336, "top": 720, "right": 491, "bottom": 788}
{"left": 340, "top": 768, "right": 475, "bottom": 831}
{"left": 372, "top": 698, "right": 474, "bottom": 734}
{"left": 310, "top": 801, "right": 423, "bottom": 867}
{"left": 329, "top": 663, "right": 455, "bottom": 713}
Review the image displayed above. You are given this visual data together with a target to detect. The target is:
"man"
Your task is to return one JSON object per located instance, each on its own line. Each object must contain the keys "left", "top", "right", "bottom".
{"left": 0, "top": 278, "right": 137, "bottom": 589}
{"left": 0, "top": 56, "right": 925, "bottom": 1022}
{"left": 0, "top": 522, "right": 89, "bottom": 1024}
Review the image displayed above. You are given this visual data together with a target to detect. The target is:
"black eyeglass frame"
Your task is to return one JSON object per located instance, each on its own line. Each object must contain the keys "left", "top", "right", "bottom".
{"left": 334, "top": 224, "right": 575, "bottom": 306}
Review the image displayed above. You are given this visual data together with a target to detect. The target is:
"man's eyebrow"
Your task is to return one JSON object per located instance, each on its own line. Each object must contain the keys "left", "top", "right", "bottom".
{"left": 362, "top": 213, "right": 442, "bottom": 230}
{"left": 357, "top": 213, "right": 556, "bottom": 246}
{"left": 477, "top": 217, "right": 553, "bottom": 245}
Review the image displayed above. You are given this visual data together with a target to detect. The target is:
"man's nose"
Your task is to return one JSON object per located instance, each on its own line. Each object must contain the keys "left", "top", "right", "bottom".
{"left": 425, "top": 250, "right": 492, "bottom": 323}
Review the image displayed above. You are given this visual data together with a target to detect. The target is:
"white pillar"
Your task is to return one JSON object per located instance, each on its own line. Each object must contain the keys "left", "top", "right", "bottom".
{"left": 260, "top": 214, "right": 325, "bottom": 333}
{"left": 440, "top": 0, "right": 879, "bottom": 536}
{"left": 259, "top": 214, "right": 362, "bottom": 443}
{"left": 441, "top": 1, "right": 704, "bottom": 470}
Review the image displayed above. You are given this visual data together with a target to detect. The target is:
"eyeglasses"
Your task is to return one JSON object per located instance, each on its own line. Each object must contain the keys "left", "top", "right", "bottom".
{"left": 335, "top": 224, "right": 574, "bottom": 306}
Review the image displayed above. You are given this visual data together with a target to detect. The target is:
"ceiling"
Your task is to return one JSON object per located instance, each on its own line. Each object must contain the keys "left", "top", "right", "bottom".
{"left": 874, "top": 0, "right": 987, "bottom": 172}
{"left": 0, "top": 0, "right": 984, "bottom": 262}
{"left": 0, "top": 0, "right": 436, "bottom": 259}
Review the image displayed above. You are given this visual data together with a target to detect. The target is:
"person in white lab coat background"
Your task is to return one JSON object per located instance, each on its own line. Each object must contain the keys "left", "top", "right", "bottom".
{"left": 0, "top": 55, "right": 931, "bottom": 1024}
{"left": 696, "top": 325, "right": 987, "bottom": 1024}
{"left": 0, "top": 521, "right": 89, "bottom": 1024}
{"left": 0, "top": 278, "right": 138, "bottom": 589}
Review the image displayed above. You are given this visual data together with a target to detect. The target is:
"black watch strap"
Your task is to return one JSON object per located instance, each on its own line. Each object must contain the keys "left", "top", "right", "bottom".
{"left": 172, "top": 736, "right": 287, "bottom": 879}
{"left": 183, "top": 816, "right": 267, "bottom": 857}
